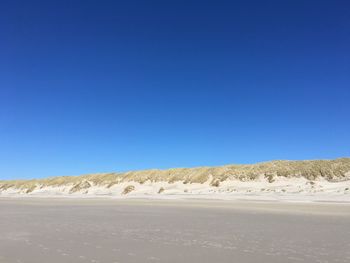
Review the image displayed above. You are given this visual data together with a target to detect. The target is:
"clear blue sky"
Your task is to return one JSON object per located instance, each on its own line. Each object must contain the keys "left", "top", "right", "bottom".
{"left": 1, "top": 1, "right": 349, "bottom": 179}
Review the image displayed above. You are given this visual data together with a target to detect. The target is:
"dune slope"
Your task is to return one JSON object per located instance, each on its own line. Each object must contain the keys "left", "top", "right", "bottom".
{"left": 1, "top": 158, "right": 350, "bottom": 201}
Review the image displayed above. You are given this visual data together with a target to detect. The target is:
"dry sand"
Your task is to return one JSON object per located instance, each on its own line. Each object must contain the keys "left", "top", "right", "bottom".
{"left": 0, "top": 198, "right": 349, "bottom": 263}
{"left": 2, "top": 159, "right": 350, "bottom": 203}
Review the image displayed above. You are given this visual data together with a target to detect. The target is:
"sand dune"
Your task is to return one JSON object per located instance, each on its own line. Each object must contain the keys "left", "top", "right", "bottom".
{"left": 1, "top": 158, "right": 350, "bottom": 202}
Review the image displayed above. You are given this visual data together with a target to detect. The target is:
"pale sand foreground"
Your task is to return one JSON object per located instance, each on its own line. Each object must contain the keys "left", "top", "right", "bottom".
{"left": 0, "top": 198, "right": 349, "bottom": 263}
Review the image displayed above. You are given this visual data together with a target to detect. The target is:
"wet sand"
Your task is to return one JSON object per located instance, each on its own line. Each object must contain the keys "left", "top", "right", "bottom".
{"left": 0, "top": 198, "right": 349, "bottom": 263}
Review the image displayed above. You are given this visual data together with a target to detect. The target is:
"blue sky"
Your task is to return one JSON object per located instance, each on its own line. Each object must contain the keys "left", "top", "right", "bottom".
{"left": 1, "top": 0, "right": 349, "bottom": 179}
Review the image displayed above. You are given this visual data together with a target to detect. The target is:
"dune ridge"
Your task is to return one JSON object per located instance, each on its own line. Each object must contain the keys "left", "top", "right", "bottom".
{"left": 1, "top": 158, "right": 350, "bottom": 201}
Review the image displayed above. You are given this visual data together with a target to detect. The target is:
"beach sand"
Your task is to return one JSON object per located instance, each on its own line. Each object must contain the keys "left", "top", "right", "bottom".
{"left": 0, "top": 198, "right": 349, "bottom": 263}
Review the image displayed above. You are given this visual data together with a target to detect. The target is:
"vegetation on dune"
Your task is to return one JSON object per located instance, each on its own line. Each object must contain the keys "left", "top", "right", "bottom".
{"left": 210, "top": 179, "right": 221, "bottom": 187}
{"left": 122, "top": 185, "right": 135, "bottom": 195}
{"left": 0, "top": 158, "right": 349, "bottom": 193}
{"left": 69, "top": 181, "right": 92, "bottom": 194}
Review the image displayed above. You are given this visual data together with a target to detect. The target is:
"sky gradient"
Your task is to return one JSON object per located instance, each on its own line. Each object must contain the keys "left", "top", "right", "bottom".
{"left": 1, "top": 0, "right": 350, "bottom": 179}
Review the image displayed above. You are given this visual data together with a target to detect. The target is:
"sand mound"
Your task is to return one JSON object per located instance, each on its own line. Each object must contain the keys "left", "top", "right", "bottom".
{"left": 1, "top": 158, "right": 349, "bottom": 201}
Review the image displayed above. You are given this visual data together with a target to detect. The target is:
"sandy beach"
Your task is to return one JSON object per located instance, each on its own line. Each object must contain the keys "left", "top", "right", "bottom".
{"left": 2, "top": 1, "right": 350, "bottom": 262}
{"left": 0, "top": 198, "right": 349, "bottom": 263}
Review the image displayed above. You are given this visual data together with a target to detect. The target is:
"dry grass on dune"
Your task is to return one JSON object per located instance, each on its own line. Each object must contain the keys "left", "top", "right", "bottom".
{"left": 1, "top": 158, "right": 350, "bottom": 193}
{"left": 122, "top": 185, "right": 135, "bottom": 195}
